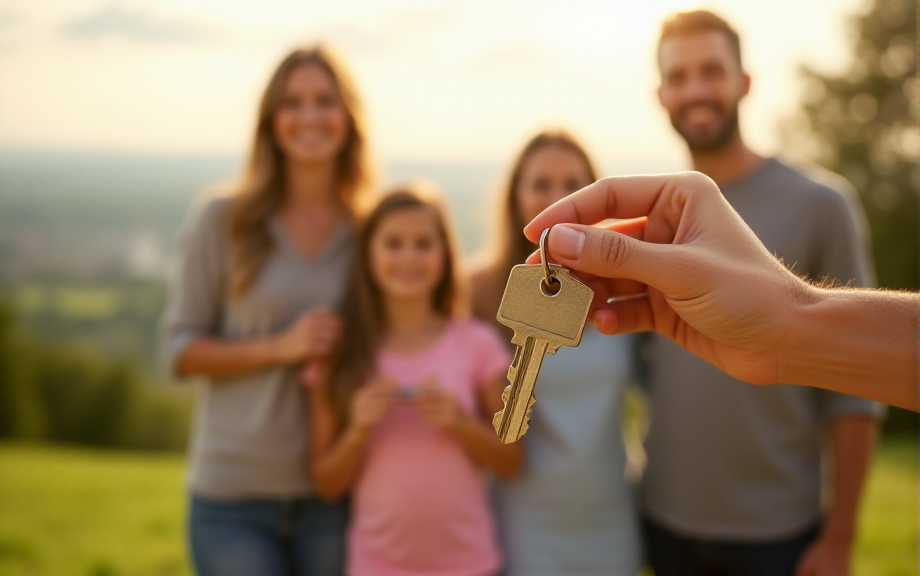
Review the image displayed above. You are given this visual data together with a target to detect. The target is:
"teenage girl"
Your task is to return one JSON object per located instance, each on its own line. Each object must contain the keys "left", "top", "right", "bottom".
{"left": 161, "top": 45, "right": 372, "bottom": 576}
{"left": 304, "top": 184, "right": 522, "bottom": 576}
{"left": 469, "top": 130, "right": 641, "bottom": 575}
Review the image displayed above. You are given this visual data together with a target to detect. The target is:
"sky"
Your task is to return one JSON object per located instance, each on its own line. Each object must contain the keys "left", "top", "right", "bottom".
{"left": 0, "top": 0, "right": 866, "bottom": 172}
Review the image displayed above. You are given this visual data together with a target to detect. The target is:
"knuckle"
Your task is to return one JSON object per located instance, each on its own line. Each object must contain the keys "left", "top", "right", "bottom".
{"left": 598, "top": 232, "right": 629, "bottom": 271}
{"left": 683, "top": 171, "right": 717, "bottom": 195}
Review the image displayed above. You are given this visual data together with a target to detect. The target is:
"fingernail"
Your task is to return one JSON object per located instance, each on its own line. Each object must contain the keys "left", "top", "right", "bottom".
{"left": 551, "top": 226, "right": 585, "bottom": 259}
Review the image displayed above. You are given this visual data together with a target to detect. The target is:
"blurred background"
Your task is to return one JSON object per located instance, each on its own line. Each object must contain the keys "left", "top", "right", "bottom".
{"left": 0, "top": 0, "right": 916, "bottom": 575}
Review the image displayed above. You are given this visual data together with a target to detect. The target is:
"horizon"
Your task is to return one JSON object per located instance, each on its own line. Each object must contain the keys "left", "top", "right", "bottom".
{"left": 1, "top": 0, "right": 864, "bottom": 170}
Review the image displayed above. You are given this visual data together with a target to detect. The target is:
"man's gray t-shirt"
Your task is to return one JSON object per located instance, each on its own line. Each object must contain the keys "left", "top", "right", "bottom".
{"left": 641, "top": 158, "right": 880, "bottom": 540}
{"left": 160, "top": 196, "right": 353, "bottom": 499}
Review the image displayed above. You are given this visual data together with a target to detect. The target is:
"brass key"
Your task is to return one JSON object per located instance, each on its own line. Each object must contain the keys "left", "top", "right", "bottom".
{"left": 492, "top": 229, "right": 593, "bottom": 443}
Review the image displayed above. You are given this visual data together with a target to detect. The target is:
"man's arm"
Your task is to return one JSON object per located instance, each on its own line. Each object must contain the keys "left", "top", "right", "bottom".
{"left": 828, "top": 415, "right": 877, "bottom": 546}
{"left": 524, "top": 173, "right": 919, "bottom": 410}
{"left": 782, "top": 178, "right": 913, "bottom": 409}
{"left": 794, "top": 415, "right": 877, "bottom": 576}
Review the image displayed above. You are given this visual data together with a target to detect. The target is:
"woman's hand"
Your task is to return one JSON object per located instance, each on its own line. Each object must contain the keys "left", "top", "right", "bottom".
{"left": 348, "top": 377, "right": 398, "bottom": 435}
{"left": 272, "top": 307, "right": 343, "bottom": 364}
{"left": 415, "top": 376, "right": 465, "bottom": 432}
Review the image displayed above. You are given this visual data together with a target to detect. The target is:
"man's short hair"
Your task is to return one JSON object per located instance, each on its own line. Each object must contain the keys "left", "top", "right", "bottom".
{"left": 658, "top": 10, "right": 743, "bottom": 69}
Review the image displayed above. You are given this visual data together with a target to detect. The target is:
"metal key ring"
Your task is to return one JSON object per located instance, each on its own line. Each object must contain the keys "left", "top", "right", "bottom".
{"left": 539, "top": 228, "right": 561, "bottom": 295}
{"left": 539, "top": 227, "right": 553, "bottom": 282}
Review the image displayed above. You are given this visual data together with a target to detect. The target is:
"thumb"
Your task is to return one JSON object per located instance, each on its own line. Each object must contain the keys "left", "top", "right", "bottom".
{"left": 546, "top": 224, "right": 675, "bottom": 288}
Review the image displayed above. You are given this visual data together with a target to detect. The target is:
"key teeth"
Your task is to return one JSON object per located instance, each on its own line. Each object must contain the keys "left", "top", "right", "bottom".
{"left": 491, "top": 410, "right": 504, "bottom": 435}
{"left": 492, "top": 385, "right": 536, "bottom": 443}
{"left": 491, "top": 385, "right": 511, "bottom": 435}
{"left": 518, "top": 393, "right": 536, "bottom": 438}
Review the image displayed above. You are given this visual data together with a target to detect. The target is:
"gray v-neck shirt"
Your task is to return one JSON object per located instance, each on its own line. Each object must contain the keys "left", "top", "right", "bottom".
{"left": 641, "top": 158, "right": 880, "bottom": 540}
{"left": 161, "top": 196, "right": 353, "bottom": 499}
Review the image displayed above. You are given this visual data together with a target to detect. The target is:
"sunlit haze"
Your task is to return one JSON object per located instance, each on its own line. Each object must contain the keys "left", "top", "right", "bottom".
{"left": 0, "top": 0, "right": 864, "bottom": 172}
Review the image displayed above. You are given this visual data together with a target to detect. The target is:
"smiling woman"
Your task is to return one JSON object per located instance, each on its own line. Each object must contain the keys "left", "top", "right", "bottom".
{"left": 159, "top": 44, "right": 374, "bottom": 576}
{"left": 227, "top": 46, "right": 372, "bottom": 296}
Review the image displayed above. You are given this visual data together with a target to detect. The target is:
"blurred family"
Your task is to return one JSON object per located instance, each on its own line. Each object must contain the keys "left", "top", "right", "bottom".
{"left": 161, "top": 9, "right": 881, "bottom": 576}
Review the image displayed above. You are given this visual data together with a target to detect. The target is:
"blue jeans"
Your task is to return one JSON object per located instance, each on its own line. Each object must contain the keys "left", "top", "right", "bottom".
{"left": 642, "top": 515, "right": 819, "bottom": 576}
{"left": 189, "top": 493, "right": 348, "bottom": 576}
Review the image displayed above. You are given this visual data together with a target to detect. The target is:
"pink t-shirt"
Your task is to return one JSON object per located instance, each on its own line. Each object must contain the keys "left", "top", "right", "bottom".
{"left": 347, "top": 319, "right": 511, "bottom": 576}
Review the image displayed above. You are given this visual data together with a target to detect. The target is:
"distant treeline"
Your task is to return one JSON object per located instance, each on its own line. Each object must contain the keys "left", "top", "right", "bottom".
{"left": 0, "top": 297, "right": 191, "bottom": 451}
{"left": 7, "top": 277, "right": 167, "bottom": 371}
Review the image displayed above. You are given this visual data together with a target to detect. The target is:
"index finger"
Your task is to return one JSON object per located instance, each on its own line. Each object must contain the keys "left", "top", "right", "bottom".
{"left": 523, "top": 174, "right": 679, "bottom": 243}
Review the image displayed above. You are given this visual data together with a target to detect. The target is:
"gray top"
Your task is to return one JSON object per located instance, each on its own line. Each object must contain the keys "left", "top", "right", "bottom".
{"left": 495, "top": 327, "right": 640, "bottom": 575}
{"left": 641, "top": 158, "right": 881, "bottom": 540}
{"left": 161, "top": 196, "right": 353, "bottom": 499}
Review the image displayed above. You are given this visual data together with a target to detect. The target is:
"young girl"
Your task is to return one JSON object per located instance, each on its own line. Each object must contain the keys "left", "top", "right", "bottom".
{"left": 304, "top": 183, "right": 522, "bottom": 576}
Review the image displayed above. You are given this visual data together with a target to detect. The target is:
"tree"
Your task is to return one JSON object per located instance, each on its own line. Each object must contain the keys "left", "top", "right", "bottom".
{"left": 0, "top": 296, "right": 190, "bottom": 450}
{"left": 0, "top": 297, "right": 44, "bottom": 438}
{"left": 783, "top": 0, "right": 919, "bottom": 291}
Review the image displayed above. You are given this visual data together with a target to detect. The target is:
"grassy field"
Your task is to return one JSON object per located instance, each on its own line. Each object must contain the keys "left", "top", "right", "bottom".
{"left": 0, "top": 444, "right": 187, "bottom": 576}
{"left": 0, "top": 439, "right": 916, "bottom": 576}
{"left": 855, "top": 438, "right": 919, "bottom": 575}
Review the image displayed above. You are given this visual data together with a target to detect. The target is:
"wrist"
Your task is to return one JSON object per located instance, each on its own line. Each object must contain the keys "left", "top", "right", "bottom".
{"left": 343, "top": 424, "right": 370, "bottom": 447}
{"left": 448, "top": 412, "right": 474, "bottom": 436}
{"left": 821, "top": 514, "right": 856, "bottom": 545}
{"left": 776, "top": 282, "right": 823, "bottom": 382}
{"left": 257, "top": 334, "right": 286, "bottom": 366}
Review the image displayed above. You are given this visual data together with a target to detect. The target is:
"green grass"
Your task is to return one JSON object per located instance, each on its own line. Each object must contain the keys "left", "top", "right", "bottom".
{"left": 853, "top": 437, "right": 919, "bottom": 575}
{"left": 0, "top": 439, "right": 916, "bottom": 576}
{"left": 0, "top": 443, "right": 189, "bottom": 576}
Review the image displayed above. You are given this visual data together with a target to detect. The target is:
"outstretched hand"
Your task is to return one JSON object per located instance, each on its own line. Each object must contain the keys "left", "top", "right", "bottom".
{"left": 524, "top": 172, "right": 812, "bottom": 386}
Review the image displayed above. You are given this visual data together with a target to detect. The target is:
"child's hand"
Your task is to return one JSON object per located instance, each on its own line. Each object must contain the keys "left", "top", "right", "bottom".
{"left": 349, "top": 377, "right": 397, "bottom": 435}
{"left": 416, "top": 376, "right": 464, "bottom": 432}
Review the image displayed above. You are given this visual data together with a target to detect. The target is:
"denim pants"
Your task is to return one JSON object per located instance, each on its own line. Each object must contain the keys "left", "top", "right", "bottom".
{"left": 189, "top": 493, "right": 349, "bottom": 576}
{"left": 642, "top": 515, "right": 820, "bottom": 576}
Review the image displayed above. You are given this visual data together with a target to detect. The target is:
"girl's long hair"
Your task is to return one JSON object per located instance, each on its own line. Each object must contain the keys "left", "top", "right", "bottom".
{"left": 474, "top": 130, "right": 599, "bottom": 330}
{"left": 227, "top": 44, "right": 374, "bottom": 296}
{"left": 324, "top": 182, "right": 467, "bottom": 426}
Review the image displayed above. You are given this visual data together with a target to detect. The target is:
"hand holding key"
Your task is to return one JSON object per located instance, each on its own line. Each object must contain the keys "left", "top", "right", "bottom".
{"left": 525, "top": 172, "right": 800, "bottom": 386}
{"left": 523, "top": 172, "right": 919, "bottom": 412}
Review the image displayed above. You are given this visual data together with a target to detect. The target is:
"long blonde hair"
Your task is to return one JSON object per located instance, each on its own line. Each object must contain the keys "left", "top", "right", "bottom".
{"left": 324, "top": 182, "right": 467, "bottom": 426}
{"left": 227, "top": 44, "right": 374, "bottom": 296}
{"left": 474, "top": 130, "right": 598, "bottom": 325}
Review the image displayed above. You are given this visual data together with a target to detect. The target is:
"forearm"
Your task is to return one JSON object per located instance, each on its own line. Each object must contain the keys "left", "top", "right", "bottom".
{"left": 177, "top": 335, "right": 281, "bottom": 379}
{"left": 824, "top": 416, "right": 877, "bottom": 540}
{"left": 450, "top": 414, "right": 522, "bottom": 479}
{"left": 311, "top": 427, "right": 368, "bottom": 501}
{"left": 782, "top": 288, "right": 919, "bottom": 411}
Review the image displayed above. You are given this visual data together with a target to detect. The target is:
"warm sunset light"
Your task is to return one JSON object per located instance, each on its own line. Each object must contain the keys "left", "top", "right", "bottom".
{"left": 0, "top": 1, "right": 915, "bottom": 575}
{"left": 1, "top": 0, "right": 862, "bottom": 170}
